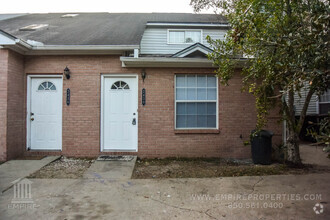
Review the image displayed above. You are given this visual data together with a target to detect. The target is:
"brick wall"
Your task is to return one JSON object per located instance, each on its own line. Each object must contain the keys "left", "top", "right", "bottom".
{"left": 0, "top": 49, "right": 25, "bottom": 161}
{"left": 0, "top": 49, "right": 8, "bottom": 161}
{"left": 22, "top": 55, "right": 282, "bottom": 159}
{"left": 6, "top": 50, "right": 25, "bottom": 160}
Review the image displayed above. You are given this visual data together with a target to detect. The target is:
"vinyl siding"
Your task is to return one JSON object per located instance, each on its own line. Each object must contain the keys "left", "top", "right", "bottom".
{"left": 140, "top": 28, "right": 226, "bottom": 55}
{"left": 293, "top": 83, "right": 318, "bottom": 116}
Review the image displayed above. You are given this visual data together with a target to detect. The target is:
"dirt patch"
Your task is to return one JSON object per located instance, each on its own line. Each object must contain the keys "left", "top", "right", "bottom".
{"left": 132, "top": 158, "right": 317, "bottom": 179}
{"left": 28, "top": 156, "right": 95, "bottom": 179}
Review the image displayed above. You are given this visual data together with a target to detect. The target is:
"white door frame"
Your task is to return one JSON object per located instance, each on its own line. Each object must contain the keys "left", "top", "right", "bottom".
{"left": 26, "top": 75, "right": 63, "bottom": 150}
{"left": 100, "top": 74, "right": 139, "bottom": 152}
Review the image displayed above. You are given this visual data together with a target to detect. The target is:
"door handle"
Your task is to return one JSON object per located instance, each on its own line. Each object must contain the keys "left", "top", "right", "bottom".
{"left": 132, "top": 118, "right": 136, "bottom": 125}
{"left": 31, "top": 117, "right": 34, "bottom": 121}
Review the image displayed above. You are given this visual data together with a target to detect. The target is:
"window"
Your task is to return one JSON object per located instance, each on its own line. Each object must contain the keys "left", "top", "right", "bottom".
{"left": 168, "top": 30, "right": 202, "bottom": 44}
{"left": 38, "top": 81, "right": 56, "bottom": 91}
{"left": 175, "top": 75, "right": 217, "bottom": 129}
{"left": 111, "top": 81, "right": 130, "bottom": 90}
{"left": 319, "top": 89, "right": 330, "bottom": 115}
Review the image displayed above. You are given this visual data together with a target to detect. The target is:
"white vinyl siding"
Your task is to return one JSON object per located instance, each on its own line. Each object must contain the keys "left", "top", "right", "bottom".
{"left": 140, "top": 28, "right": 226, "bottom": 54}
{"left": 175, "top": 75, "right": 218, "bottom": 129}
{"left": 293, "top": 82, "right": 319, "bottom": 116}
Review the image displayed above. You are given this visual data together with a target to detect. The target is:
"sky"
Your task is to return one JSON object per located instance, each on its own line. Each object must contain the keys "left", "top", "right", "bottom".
{"left": 1, "top": 0, "right": 213, "bottom": 14}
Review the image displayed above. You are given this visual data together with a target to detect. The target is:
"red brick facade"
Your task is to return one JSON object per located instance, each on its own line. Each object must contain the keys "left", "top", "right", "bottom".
{"left": 0, "top": 49, "right": 25, "bottom": 161}
{"left": 0, "top": 50, "right": 8, "bottom": 161}
{"left": 0, "top": 51, "right": 282, "bottom": 160}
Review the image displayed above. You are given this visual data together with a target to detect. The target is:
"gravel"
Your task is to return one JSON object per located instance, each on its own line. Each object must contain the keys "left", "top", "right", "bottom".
{"left": 28, "top": 156, "right": 95, "bottom": 179}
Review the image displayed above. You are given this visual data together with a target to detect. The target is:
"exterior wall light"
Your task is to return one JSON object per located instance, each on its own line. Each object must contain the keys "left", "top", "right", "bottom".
{"left": 141, "top": 69, "right": 146, "bottom": 82}
{"left": 64, "top": 66, "right": 71, "bottom": 79}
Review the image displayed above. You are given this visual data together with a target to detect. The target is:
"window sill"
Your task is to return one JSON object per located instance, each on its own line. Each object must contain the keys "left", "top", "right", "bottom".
{"left": 174, "top": 129, "right": 220, "bottom": 134}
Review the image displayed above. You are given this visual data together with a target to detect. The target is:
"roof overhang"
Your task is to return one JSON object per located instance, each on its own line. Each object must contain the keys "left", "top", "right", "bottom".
{"left": 120, "top": 57, "right": 214, "bottom": 68}
{"left": 25, "top": 45, "right": 139, "bottom": 55}
{"left": 146, "top": 22, "right": 229, "bottom": 28}
{"left": 120, "top": 57, "right": 247, "bottom": 68}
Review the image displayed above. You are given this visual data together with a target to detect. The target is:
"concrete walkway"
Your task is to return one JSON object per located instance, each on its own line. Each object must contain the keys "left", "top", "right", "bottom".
{"left": 83, "top": 156, "right": 137, "bottom": 180}
{"left": 0, "top": 156, "right": 60, "bottom": 193}
{"left": 300, "top": 144, "right": 330, "bottom": 167}
{"left": 0, "top": 173, "right": 329, "bottom": 219}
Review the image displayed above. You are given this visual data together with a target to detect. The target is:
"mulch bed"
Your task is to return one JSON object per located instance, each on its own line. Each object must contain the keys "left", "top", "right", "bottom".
{"left": 132, "top": 158, "right": 316, "bottom": 179}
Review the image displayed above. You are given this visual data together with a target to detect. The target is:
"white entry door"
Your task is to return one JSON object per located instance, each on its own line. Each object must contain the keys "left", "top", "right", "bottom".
{"left": 102, "top": 76, "right": 138, "bottom": 151}
{"left": 29, "top": 77, "right": 62, "bottom": 150}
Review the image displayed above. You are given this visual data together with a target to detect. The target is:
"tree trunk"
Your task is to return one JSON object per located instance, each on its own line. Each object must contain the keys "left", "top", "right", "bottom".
{"left": 286, "top": 129, "right": 301, "bottom": 164}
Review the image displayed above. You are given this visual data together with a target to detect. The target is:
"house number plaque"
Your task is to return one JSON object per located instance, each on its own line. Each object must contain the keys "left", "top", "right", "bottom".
{"left": 142, "top": 88, "right": 146, "bottom": 106}
{"left": 66, "top": 88, "right": 70, "bottom": 106}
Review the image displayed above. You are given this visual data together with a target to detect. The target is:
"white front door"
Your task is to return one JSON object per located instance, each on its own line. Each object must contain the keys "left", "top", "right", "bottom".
{"left": 29, "top": 77, "right": 62, "bottom": 150}
{"left": 102, "top": 76, "right": 138, "bottom": 151}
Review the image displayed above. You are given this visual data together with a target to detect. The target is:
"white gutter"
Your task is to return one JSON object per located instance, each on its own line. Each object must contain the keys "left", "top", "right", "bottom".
{"left": 120, "top": 56, "right": 215, "bottom": 68}
{"left": 146, "top": 22, "right": 229, "bottom": 28}
{"left": 15, "top": 39, "right": 32, "bottom": 50}
{"left": 1, "top": 41, "right": 139, "bottom": 55}
{"left": 120, "top": 56, "right": 247, "bottom": 68}
{"left": 33, "top": 45, "right": 139, "bottom": 51}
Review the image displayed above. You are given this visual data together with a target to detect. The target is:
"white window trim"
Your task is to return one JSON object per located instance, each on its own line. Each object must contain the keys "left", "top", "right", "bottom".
{"left": 167, "top": 29, "right": 203, "bottom": 45}
{"left": 174, "top": 74, "right": 219, "bottom": 130}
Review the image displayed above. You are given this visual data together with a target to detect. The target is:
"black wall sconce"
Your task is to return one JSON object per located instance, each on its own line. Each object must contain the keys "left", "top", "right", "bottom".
{"left": 141, "top": 69, "right": 146, "bottom": 82}
{"left": 64, "top": 66, "right": 71, "bottom": 79}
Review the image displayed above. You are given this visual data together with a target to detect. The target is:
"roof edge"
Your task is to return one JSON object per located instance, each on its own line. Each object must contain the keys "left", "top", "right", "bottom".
{"left": 171, "top": 43, "right": 213, "bottom": 58}
{"left": 120, "top": 56, "right": 247, "bottom": 68}
{"left": 146, "top": 22, "right": 229, "bottom": 28}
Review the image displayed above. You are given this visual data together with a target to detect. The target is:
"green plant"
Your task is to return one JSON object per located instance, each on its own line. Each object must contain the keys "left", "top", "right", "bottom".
{"left": 307, "top": 115, "right": 330, "bottom": 152}
{"left": 190, "top": 0, "right": 330, "bottom": 164}
{"left": 243, "top": 140, "right": 250, "bottom": 146}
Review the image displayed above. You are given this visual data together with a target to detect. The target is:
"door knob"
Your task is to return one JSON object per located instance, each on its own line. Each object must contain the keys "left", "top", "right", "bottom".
{"left": 132, "top": 118, "right": 136, "bottom": 125}
{"left": 31, "top": 117, "right": 34, "bottom": 121}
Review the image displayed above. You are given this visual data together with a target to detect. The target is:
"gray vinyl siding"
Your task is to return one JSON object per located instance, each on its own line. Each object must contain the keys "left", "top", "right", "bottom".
{"left": 293, "top": 83, "right": 319, "bottom": 116}
{"left": 140, "top": 28, "right": 226, "bottom": 54}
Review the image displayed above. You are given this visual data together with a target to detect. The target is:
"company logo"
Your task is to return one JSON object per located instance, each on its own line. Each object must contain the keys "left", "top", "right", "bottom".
{"left": 313, "top": 203, "right": 324, "bottom": 215}
{"left": 7, "top": 179, "right": 38, "bottom": 210}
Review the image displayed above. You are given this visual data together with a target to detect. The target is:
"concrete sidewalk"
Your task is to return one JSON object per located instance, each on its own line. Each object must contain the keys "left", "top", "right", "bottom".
{"left": 83, "top": 156, "right": 137, "bottom": 180}
{"left": 300, "top": 144, "right": 330, "bottom": 167}
{"left": 0, "top": 156, "right": 60, "bottom": 193}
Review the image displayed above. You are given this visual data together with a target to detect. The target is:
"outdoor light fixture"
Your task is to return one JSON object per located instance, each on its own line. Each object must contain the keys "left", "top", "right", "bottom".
{"left": 64, "top": 66, "right": 71, "bottom": 79}
{"left": 141, "top": 69, "right": 146, "bottom": 82}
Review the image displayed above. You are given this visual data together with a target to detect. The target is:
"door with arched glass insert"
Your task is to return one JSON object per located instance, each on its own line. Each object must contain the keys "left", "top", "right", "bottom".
{"left": 28, "top": 77, "right": 62, "bottom": 150}
{"left": 102, "top": 76, "right": 138, "bottom": 151}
